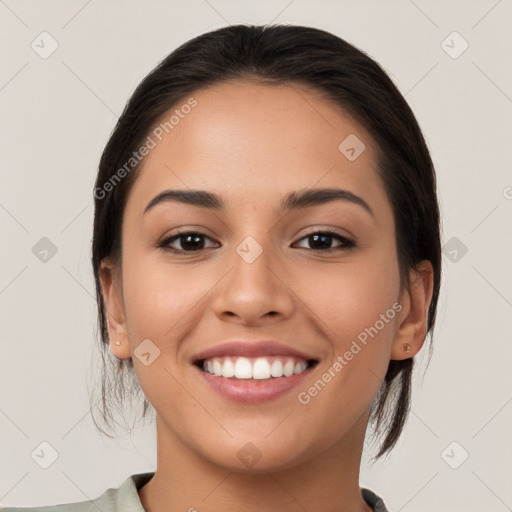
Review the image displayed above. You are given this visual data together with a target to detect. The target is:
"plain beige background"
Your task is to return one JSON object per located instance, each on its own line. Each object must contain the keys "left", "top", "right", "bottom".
{"left": 1, "top": 1, "right": 511, "bottom": 510}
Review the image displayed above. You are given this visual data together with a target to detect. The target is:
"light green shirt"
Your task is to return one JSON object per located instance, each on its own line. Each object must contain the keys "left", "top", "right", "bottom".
{"left": 2, "top": 472, "right": 389, "bottom": 511}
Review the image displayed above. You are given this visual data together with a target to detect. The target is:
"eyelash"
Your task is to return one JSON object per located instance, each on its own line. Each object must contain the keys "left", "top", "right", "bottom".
{"left": 157, "top": 228, "right": 356, "bottom": 254}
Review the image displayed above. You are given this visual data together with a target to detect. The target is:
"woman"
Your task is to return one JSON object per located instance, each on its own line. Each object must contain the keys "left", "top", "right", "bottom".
{"left": 4, "top": 23, "right": 440, "bottom": 512}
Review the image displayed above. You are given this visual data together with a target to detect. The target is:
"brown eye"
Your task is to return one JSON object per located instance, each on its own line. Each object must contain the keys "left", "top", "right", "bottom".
{"left": 294, "top": 231, "right": 356, "bottom": 252}
{"left": 158, "top": 231, "right": 219, "bottom": 252}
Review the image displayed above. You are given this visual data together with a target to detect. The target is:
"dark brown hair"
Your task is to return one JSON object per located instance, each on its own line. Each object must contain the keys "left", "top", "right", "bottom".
{"left": 90, "top": 23, "right": 441, "bottom": 459}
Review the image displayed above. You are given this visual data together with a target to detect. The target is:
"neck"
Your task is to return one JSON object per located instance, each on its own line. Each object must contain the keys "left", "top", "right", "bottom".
{"left": 139, "top": 412, "right": 373, "bottom": 512}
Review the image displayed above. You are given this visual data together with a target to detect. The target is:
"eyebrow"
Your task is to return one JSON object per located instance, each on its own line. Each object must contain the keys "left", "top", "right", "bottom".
{"left": 143, "top": 187, "right": 374, "bottom": 218}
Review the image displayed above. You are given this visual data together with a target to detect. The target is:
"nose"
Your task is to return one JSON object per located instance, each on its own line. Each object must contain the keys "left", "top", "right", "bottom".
{"left": 212, "top": 241, "right": 295, "bottom": 326}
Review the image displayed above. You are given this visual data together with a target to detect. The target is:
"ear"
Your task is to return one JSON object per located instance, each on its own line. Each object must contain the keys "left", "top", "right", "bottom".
{"left": 99, "top": 258, "right": 131, "bottom": 360}
{"left": 391, "top": 260, "right": 434, "bottom": 360}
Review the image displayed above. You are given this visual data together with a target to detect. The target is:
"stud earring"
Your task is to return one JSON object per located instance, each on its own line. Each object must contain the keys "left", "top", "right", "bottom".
{"left": 115, "top": 341, "right": 121, "bottom": 346}
{"left": 403, "top": 343, "right": 411, "bottom": 353}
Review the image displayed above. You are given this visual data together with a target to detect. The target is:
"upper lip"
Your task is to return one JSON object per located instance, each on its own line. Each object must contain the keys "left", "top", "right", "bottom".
{"left": 191, "top": 340, "right": 319, "bottom": 363}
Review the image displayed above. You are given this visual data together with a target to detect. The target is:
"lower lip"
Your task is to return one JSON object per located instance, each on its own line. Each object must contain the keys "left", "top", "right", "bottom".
{"left": 196, "top": 366, "right": 313, "bottom": 404}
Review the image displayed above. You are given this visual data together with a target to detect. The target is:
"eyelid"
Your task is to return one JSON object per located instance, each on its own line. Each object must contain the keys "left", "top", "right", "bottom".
{"left": 158, "top": 225, "right": 217, "bottom": 243}
{"left": 297, "top": 225, "right": 354, "bottom": 240}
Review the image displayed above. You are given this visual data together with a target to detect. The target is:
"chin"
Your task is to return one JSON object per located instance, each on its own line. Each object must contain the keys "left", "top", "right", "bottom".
{"left": 193, "top": 430, "right": 323, "bottom": 474}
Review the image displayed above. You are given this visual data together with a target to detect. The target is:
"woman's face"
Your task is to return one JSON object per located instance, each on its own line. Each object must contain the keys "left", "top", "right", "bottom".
{"left": 102, "top": 81, "right": 416, "bottom": 471}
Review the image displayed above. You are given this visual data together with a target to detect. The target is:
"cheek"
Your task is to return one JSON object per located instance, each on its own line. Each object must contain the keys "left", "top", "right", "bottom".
{"left": 121, "top": 253, "right": 213, "bottom": 341}
{"left": 295, "top": 252, "right": 401, "bottom": 345}
{"left": 291, "top": 249, "right": 401, "bottom": 410}
{"left": 290, "top": 261, "right": 400, "bottom": 446}
{"left": 118, "top": 256, "right": 208, "bottom": 424}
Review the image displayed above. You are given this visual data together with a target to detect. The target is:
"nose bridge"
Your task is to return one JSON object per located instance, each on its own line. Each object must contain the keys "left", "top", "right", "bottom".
{"left": 212, "top": 230, "right": 294, "bottom": 323}
{"left": 231, "top": 232, "right": 279, "bottom": 296}
{"left": 228, "top": 201, "right": 278, "bottom": 272}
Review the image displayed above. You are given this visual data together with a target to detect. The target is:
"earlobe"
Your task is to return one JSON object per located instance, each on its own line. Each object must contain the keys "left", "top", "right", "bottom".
{"left": 390, "top": 261, "right": 434, "bottom": 361}
{"left": 99, "top": 260, "right": 131, "bottom": 360}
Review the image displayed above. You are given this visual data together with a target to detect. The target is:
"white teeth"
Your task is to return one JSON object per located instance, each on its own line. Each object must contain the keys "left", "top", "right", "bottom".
{"left": 234, "top": 357, "right": 252, "bottom": 379}
{"left": 294, "top": 361, "right": 308, "bottom": 374}
{"left": 253, "top": 358, "right": 271, "bottom": 379}
{"left": 212, "top": 359, "right": 222, "bottom": 376}
{"left": 202, "top": 356, "right": 310, "bottom": 379}
{"left": 221, "top": 359, "right": 235, "bottom": 378}
{"left": 270, "top": 359, "right": 283, "bottom": 377}
{"left": 283, "top": 360, "right": 295, "bottom": 377}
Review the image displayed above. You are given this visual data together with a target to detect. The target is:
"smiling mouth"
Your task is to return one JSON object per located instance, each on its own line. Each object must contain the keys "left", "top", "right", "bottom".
{"left": 195, "top": 356, "right": 318, "bottom": 380}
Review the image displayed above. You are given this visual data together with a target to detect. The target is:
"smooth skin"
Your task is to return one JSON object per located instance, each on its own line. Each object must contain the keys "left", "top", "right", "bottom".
{"left": 100, "top": 81, "right": 434, "bottom": 512}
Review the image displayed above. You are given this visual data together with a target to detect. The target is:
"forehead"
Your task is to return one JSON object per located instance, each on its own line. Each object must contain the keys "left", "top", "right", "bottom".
{"left": 125, "top": 81, "right": 390, "bottom": 220}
